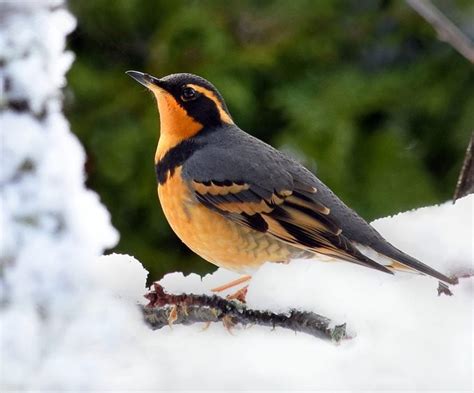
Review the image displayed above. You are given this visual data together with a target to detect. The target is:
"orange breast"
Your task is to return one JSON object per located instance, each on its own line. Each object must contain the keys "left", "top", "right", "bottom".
{"left": 158, "top": 167, "right": 294, "bottom": 273}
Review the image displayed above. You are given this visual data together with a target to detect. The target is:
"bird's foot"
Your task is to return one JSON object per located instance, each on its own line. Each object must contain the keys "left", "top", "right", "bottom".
{"left": 226, "top": 285, "right": 248, "bottom": 303}
{"left": 222, "top": 315, "right": 236, "bottom": 334}
{"left": 167, "top": 305, "right": 178, "bottom": 327}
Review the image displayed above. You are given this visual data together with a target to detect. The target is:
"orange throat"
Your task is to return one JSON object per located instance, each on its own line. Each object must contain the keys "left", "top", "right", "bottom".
{"left": 151, "top": 87, "right": 202, "bottom": 163}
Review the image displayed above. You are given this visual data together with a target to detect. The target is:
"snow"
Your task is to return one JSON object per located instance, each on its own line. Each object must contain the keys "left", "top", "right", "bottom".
{"left": 5, "top": 197, "right": 471, "bottom": 391}
{"left": 0, "top": 1, "right": 472, "bottom": 391}
{"left": 0, "top": 1, "right": 119, "bottom": 389}
{"left": 137, "top": 196, "right": 474, "bottom": 391}
{"left": 0, "top": 0, "right": 75, "bottom": 114}
{"left": 371, "top": 198, "right": 473, "bottom": 277}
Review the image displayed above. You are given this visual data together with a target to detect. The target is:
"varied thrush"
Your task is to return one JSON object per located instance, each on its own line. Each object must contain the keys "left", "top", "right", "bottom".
{"left": 126, "top": 71, "right": 456, "bottom": 294}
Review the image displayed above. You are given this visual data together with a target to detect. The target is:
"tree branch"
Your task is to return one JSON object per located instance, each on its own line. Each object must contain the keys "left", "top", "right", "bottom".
{"left": 142, "top": 283, "right": 348, "bottom": 343}
{"left": 453, "top": 132, "right": 474, "bottom": 202}
{"left": 406, "top": 0, "right": 474, "bottom": 63}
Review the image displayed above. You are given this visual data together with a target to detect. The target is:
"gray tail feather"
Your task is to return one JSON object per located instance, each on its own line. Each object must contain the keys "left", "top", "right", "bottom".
{"left": 378, "top": 244, "right": 457, "bottom": 285}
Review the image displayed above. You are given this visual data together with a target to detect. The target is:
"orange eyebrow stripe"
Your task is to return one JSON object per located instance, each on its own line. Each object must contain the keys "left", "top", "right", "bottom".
{"left": 187, "top": 84, "right": 234, "bottom": 124}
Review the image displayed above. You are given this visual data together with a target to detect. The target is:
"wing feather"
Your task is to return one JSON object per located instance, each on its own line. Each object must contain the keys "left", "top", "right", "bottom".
{"left": 190, "top": 179, "right": 392, "bottom": 274}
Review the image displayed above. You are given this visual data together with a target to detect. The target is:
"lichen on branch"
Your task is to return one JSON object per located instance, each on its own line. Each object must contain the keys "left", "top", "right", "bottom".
{"left": 142, "top": 283, "right": 348, "bottom": 343}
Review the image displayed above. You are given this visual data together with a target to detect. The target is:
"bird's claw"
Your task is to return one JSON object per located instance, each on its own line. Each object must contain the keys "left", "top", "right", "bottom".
{"left": 167, "top": 305, "right": 178, "bottom": 327}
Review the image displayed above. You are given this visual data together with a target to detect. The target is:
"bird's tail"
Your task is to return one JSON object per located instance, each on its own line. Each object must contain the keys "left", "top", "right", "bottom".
{"left": 356, "top": 243, "right": 458, "bottom": 285}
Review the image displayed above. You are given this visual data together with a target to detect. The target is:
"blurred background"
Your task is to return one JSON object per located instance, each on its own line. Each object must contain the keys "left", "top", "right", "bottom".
{"left": 66, "top": 0, "right": 473, "bottom": 281}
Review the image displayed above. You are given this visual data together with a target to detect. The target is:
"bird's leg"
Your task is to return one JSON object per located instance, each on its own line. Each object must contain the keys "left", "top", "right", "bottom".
{"left": 211, "top": 274, "right": 251, "bottom": 292}
{"left": 211, "top": 275, "right": 251, "bottom": 303}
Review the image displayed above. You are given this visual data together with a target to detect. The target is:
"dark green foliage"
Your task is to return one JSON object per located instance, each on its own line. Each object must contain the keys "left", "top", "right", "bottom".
{"left": 66, "top": 0, "right": 473, "bottom": 281}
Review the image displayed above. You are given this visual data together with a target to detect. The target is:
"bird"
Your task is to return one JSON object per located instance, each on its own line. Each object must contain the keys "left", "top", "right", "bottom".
{"left": 126, "top": 70, "right": 457, "bottom": 296}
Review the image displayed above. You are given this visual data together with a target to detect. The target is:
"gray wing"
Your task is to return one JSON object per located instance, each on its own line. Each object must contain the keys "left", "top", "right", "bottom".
{"left": 183, "top": 126, "right": 456, "bottom": 284}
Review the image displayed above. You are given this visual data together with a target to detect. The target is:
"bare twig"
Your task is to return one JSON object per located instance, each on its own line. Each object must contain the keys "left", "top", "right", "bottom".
{"left": 405, "top": 1, "right": 473, "bottom": 200}
{"left": 142, "top": 283, "right": 348, "bottom": 343}
{"left": 406, "top": 0, "right": 474, "bottom": 63}
{"left": 453, "top": 132, "right": 474, "bottom": 202}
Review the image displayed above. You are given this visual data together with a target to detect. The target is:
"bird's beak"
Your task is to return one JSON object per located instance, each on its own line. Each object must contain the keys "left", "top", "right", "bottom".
{"left": 126, "top": 70, "right": 166, "bottom": 90}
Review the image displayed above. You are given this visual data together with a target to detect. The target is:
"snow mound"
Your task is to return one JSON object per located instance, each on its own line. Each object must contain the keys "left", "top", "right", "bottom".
{"left": 0, "top": 1, "right": 131, "bottom": 389}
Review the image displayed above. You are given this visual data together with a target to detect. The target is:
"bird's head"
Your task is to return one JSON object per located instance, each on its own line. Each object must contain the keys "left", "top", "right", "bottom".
{"left": 126, "top": 71, "right": 233, "bottom": 135}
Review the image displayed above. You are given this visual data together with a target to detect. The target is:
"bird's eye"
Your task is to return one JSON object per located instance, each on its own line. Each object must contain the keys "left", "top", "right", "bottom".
{"left": 181, "top": 87, "right": 198, "bottom": 101}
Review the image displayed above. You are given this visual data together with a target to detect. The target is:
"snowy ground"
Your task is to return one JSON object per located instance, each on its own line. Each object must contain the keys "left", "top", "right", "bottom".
{"left": 93, "top": 195, "right": 472, "bottom": 391}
